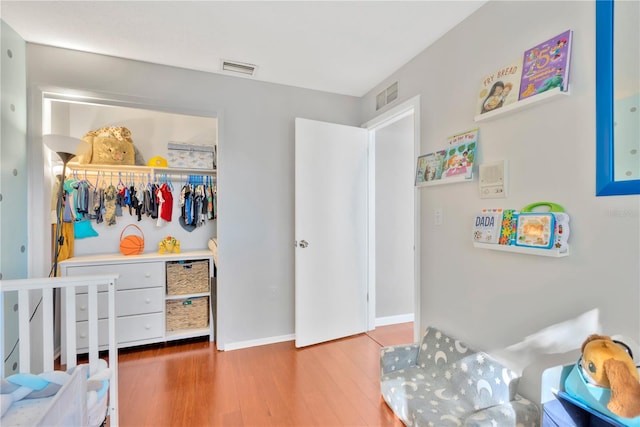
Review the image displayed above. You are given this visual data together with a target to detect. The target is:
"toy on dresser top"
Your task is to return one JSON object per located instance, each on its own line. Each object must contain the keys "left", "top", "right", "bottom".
{"left": 472, "top": 202, "right": 570, "bottom": 251}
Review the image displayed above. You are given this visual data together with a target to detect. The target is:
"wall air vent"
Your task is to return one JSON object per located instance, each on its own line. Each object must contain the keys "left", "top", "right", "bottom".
{"left": 221, "top": 60, "right": 257, "bottom": 76}
{"left": 386, "top": 82, "right": 398, "bottom": 104}
{"left": 375, "top": 81, "right": 399, "bottom": 110}
{"left": 376, "top": 90, "right": 386, "bottom": 110}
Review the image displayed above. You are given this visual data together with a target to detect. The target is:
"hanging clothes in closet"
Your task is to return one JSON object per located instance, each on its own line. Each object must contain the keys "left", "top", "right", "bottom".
{"left": 179, "top": 175, "right": 216, "bottom": 231}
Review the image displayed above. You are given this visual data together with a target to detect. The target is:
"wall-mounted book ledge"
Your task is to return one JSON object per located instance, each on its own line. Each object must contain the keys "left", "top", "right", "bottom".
{"left": 416, "top": 173, "right": 473, "bottom": 187}
{"left": 473, "top": 242, "right": 570, "bottom": 257}
{"left": 474, "top": 88, "right": 569, "bottom": 122}
{"left": 472, "top": 206, "right": 570, "bottom": 257}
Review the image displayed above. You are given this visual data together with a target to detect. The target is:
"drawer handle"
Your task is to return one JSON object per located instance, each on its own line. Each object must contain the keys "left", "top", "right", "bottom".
{"left": 145, "top": 298, "right": 151, "bottom": 304}
{"left": 79, "top": 305, "right": 86, "bottom": 311}
{"left": 145, "top": 272, "right": 151, "bottom": 278}
{"left": 145, "top": 324, "right": 151, "bottom": 330}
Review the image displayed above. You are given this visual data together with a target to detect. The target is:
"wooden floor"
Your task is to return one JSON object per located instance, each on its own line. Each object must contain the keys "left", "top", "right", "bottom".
{"left": 112, "top": 322, "right": 413, "bottom": 427}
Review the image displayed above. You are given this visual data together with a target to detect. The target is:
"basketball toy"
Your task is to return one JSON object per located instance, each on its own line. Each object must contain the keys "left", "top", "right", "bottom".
{"left": 119, "top": 224, "right": 145, "bottom": 255}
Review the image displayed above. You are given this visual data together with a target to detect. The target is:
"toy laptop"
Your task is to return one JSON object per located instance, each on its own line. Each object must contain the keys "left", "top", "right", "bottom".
{"left": 515, "top": 202, "right": 568, "bottom": 250}
{"left": 516, "top": 212, "right": 555, "bottom": 249}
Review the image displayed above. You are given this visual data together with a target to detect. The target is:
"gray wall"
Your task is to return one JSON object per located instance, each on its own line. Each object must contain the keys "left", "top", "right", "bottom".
{"left": 25, "top": 44, "right": 361, "bottom": 349}
{"left": 1, "top": 20, "right": 28, "bottom": 375}
{"left": 361, "top": 0, "right": 639, "bottom": 401}
{"left": 375, "top": 114, "right": 415, "bottom": 320}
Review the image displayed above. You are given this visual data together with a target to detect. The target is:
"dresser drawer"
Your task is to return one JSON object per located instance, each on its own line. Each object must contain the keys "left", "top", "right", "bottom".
{"left": 117, "top": 313, "right": 164, "bottom": 343}
{"left": 75, "top": 292, "right": 109, "bottom": 321}
{"left": 75, "top": 288, "right": 163, "bottom": 321}
{"left": 76, "top": 312, "right": 164, "bottom": 347}
{"left": 66, "top": 262, "right": 164, "bottom": 290}
{"left": 117, "top": 288, "right": 163, "bottom": 316}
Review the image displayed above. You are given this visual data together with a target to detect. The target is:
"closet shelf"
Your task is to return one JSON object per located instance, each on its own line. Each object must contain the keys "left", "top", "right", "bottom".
{"left": 66, "top": 162, "right": 216, "bottom": 177}
{"left": 474, "top": 87, "right": 569, "bottom": 122}
{"left": 473, "top": 242, "right": 570, "bottom": 257}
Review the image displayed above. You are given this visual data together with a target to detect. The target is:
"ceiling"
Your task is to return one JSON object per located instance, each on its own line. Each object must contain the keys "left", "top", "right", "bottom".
{"left": 1, "top": 1, "right": 487, "bottom": 97}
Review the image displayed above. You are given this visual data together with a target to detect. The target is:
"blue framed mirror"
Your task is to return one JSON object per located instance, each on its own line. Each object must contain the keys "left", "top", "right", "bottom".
{"left": 595, "top": 0, "right": 640, "bottom": 196}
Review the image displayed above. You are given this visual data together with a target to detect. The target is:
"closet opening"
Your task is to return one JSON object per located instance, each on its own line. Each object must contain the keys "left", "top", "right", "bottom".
{"left": 35, "top": 91, "right": 220, "bottom": 353}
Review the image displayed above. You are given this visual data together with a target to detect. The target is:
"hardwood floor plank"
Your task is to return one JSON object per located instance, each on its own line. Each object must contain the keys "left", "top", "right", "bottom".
{"left": 114, "top": 324, "right": 411, "bottom": 426}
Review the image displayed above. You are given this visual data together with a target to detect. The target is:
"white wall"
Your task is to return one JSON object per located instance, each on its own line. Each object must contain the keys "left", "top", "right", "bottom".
{"left": 375, "top": 115, "right": 414, "bottom": 319}
{"left": 25, "top": 44, "right": 362, "bottom": 349}
{"left": 361, "top": 0, "right": 640, "bottom": 402}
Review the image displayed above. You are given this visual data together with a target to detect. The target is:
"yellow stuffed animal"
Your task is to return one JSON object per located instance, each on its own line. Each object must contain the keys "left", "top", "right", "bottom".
{"left": 76, "top": 126, "right": 145, "bottom": 165}
{"left": 158, "top": 236, "right": 180, "bottom": 254}
{"left": 580, "top": 334, "right": 640, "bottom": 419}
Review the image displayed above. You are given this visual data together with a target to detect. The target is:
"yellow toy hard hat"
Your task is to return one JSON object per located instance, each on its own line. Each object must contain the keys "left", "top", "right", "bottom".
{"left": 147, "top": 156, "right": 168, "bottom": 167}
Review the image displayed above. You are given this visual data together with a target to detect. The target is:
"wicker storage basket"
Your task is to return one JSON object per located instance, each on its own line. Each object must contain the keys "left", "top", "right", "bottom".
{"left": 166, "top": 296, "right": 209, "bottom": 331}
{"left": 166, "top": 260, "right": 209, "bottom": 295}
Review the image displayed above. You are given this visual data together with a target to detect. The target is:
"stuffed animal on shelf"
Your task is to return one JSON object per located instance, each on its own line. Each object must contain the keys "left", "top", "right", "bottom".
{"left": 580, "top": 334, "right": 640, "bottom": 419}
{"left": 158, "top": 236, "right": 180, "bottom": 254}
{"left": 76, "top": 126, "right": 144, "bottom": 165}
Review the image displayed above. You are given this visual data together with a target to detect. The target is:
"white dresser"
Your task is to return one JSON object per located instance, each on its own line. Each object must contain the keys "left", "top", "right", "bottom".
{"left": 60, "top": 250, "right": 214, "bottom": 355}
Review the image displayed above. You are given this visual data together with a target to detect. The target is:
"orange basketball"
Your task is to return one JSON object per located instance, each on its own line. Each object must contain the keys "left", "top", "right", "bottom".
{"left": 119, "top": 225, "right": 145, "bottom": 255}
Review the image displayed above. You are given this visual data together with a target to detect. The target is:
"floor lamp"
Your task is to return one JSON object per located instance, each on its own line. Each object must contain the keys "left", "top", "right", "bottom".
{"left": 43, "top": 135, "right": 90, "bottom": 277}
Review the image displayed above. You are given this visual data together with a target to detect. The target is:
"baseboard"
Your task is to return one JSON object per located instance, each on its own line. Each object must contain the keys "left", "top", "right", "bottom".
{"left": 221, "top": 316, "right": 414, "bottom": 351}
{"left": 221, "top": 333, "right": 295, "bottom": 351}
{"left": 375, "top": 313, "right": 414, "bottom": 327}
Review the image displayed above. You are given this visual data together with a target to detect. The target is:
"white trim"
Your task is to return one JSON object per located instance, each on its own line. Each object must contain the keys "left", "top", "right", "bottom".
{"left": 222, "top": 334, "right": 295, "bottom": 351}
{"left": 366, "top": 129, "right": 376, "bottom": 331}
{"left": 375, "top": 313, "right": 415, "bottom": 327}
{"left": 362, "top": 95, "right": 421, "bottom": 341}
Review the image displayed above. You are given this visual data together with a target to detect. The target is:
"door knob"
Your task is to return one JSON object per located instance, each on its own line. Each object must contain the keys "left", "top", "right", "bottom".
{"left": 299, "top": 240, "right": 309, "bottom": 248}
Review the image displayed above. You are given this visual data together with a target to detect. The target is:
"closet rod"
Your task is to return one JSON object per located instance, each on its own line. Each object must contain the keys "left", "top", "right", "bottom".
{"left": 66, "top": 162, "right": 217, "bottom": 178}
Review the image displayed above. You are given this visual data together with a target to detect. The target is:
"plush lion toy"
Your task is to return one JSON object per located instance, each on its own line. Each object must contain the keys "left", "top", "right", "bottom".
{"left": 581, "top": 334, "right": 640, "bottom": 418}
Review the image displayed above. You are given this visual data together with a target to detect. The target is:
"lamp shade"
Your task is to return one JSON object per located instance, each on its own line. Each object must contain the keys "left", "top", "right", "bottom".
{"left": 43, "top": 134, "right": 91, "bottom": 163}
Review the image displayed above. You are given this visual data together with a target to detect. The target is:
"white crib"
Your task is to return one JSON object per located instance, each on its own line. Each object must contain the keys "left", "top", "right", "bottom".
{"left": 1, "top": 274, "right": 119, "bottom": 427}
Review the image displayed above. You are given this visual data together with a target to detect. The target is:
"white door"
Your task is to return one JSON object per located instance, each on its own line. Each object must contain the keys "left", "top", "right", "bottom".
{"left": 295, "top": 118, "right": 369, "bottom": 348}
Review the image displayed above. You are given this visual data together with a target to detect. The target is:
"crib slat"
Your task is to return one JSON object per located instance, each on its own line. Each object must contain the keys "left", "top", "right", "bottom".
{"left": 107, "top": 278, "right": 119, "bottom": 427}
{"left": 87, "top": 285, "right": 99, "bottom": 374}
{"left": 18, "top": 289, "right": 30, "bottom": 373}
{"left": 63, "top": 286, "right": 78, "bottom": 370}
{"left": 42, "top": 288, "right": 54, "bottom": 372}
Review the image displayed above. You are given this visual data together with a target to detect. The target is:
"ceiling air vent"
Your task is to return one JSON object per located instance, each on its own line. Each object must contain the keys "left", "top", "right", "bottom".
{"left": 376, "top": 81, "right": 399, "bottom": 110}
{"left": 221, "top": 60, "right": 257, "bottom": 76}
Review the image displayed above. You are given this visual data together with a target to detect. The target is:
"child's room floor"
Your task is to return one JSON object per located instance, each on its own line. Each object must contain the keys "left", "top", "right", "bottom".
{"left": 111, "top": 322, "right": 413, "bottom": 426}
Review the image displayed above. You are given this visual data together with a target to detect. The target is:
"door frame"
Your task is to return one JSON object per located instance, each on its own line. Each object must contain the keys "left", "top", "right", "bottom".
{"left": 362, "top": 95, "right": 421, "bottom": 342}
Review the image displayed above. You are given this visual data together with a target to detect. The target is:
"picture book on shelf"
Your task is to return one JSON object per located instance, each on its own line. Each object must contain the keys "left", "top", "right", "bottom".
{"left": 519, "top": 30, "right": 573, "bottom": 100}
{"left": 472, "top": 209, "right": 504, "bottom": 244}
{"left": 476, "top": 59, "right": 522, "bottom": 115}
{"left": 415, "top": 150, "right": 446, "bottom": 185}
{"left": 442, "top": 129, "right": 477, "bottom": 179}
{"left": 499, "top": 209, "right": 518, "bottom": 245}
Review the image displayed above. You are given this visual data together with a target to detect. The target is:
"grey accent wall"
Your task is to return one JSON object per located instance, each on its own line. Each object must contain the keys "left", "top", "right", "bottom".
{"left": 25, "top": 44, "right": 361, "bottom": 349}
{"left": 375, "top": 115, "right": 414, "bottom": 319}
{"left": 360, "top": 0, "right": 639, "bottom": 402}
{"left": 1, "top": 20, "right": 28, "bottom": 376}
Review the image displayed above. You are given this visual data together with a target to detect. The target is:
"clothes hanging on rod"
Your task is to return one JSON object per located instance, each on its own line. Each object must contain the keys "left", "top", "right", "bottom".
{"left": 61, "top": 168, "right": 215, "bottom": 229}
